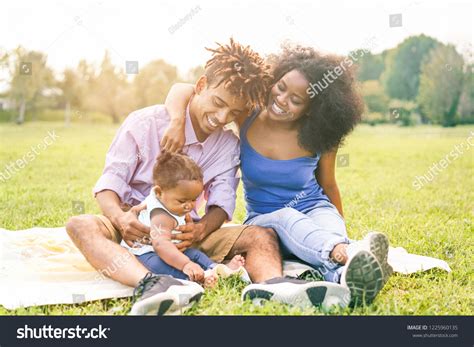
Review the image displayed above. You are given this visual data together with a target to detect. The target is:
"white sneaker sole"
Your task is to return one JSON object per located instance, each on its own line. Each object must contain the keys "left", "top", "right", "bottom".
{"left": 129, "top": 284, "right": 203, "bottom": 316}
{"left": 366, "top": 232, "right": 393, "bottom": 285}
{"left": 342, "top": 250, "right": 384, "bottom": 306}
{"left": 242, "top": 281, "right": 351, "bottom": 309}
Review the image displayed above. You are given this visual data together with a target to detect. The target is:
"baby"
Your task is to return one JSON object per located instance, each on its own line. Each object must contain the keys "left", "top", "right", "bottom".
{"left": 121, "top": 152, "right": 245, "bottom": 287}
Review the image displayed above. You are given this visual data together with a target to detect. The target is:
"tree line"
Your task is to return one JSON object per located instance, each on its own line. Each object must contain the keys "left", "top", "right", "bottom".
{"left": 0, "top": 34, "right": 472, "bottom": 126}
{"left": 357, "top": 34, "right": 473, "bottom": 126}
{"left": 0, "top": 48, "right": 204, "bottom": 125}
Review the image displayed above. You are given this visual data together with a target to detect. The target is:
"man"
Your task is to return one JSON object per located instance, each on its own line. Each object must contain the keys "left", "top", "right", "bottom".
{"left": 66, "top": 39, "right": 350, "bottom": 315}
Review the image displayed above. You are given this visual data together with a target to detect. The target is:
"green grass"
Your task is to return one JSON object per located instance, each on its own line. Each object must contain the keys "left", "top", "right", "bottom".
{"left": 0, "top": 122, "right": 473, "bottom": 315}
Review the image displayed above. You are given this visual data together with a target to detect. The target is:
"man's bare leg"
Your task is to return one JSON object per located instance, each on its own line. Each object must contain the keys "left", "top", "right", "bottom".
{"left": 66, "top": 215, "right": 149, "bottom": 287}
{"left": 236, "top": 226, "right": 351, "bottom": 309}
{"left": 226, "top": 226, "right": 283, "bottom": 283}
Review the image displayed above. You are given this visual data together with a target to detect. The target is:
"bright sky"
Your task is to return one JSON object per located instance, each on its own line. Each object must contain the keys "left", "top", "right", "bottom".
{"left": 1, "top": 0, "right": 472, "bottom": 77}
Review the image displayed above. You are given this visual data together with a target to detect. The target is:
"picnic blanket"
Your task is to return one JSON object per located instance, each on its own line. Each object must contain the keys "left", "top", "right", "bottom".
{"left": 0, "top": 227, "right": 452, "bottom": 310}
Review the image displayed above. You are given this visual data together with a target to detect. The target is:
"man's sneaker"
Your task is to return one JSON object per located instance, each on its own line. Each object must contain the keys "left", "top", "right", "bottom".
{"left": 340, "top": 250, "right": 384, "bottom": 306}
{"left": 129, "top": 273, "right": 204, "bottom": 315}
{"left": 242, "top": 277, "right": 350, "bottom": 310}
{"left": 347, "top": 232, "right": 393, "bottom": 286}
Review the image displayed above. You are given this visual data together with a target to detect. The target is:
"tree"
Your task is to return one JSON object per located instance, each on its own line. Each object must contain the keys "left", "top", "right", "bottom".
{"left": 89, "top": 51, "right": 129, "bottom": 123}
{"left": 418, "top": 44, "right": 465, "bottom": 126}
{"left": 132, "top": 59, "right": 178, "bottom": 109}
{"left": 58, "top": 68, "right": 84, "bottom": 126}
{"left": 457, "top": 64, "right": 474, "bottom": 123}
{"left": 382, "top": 35, "right": 440, "bottom": 101}
{"left": 75, "top": 59, "right": 97, "bottom": 114}
{"left": 361, "top": 80, "right": 389, "bottom": 113}
{"left": 356, "top": 52, "right": 384, "bottom": 81}
{"left": 389, "top": 99, "right": 418, "bottom": 126}
{"left": 7, "top": 46, "right": 54, "bottom": 124}
{"left": 185, "top": 65, "right": 205, "bottom": 83}
{"left": 0, "top": 48, "right": 9, "bottom": 84}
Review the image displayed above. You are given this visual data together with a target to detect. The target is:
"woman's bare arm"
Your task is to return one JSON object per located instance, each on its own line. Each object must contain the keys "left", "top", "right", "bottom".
{"left": 161, "top": 83, "right": 195, "bottom": 153}
{"left": 316, "top": 149, "right": 344, "bottom": 217}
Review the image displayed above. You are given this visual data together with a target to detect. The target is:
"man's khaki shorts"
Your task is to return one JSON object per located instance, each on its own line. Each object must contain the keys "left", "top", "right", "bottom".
{"left": 95, "top": 215, "right": 250, "bottom": 263}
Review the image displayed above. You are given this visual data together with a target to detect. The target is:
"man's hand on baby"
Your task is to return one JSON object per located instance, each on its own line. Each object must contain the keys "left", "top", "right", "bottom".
{"left": 115, "top": 203, "right": 150, "bottom": 247}
{"left": 173, "top": 214, "right": 206, "bottom": 251}
{"left": 182, "top": 261, "right": 204, "bottom": 283}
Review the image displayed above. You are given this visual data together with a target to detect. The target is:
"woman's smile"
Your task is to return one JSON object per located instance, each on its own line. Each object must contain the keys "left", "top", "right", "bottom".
{"left": 271, "top": 100, "right": 287, "bottom": 115}
{"left": 268, "top": 97, "right": 294, "bottom": 119}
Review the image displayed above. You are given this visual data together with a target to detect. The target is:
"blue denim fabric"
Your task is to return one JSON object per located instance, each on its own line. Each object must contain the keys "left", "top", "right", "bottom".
{"left": 137, "top": 248, "right": 215, "bottom": 280}
{"left": 245, "top": 200, "right": 353, "bottom": 283}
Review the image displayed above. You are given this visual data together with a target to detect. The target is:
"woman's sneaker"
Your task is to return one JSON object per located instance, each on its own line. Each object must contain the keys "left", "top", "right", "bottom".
{"left": 346, "top": 232, "right": 393, "bottom": 286}
{"left": 129, "top": 273, "right": 204, "bottom": 315}
{"left": 242, "top": 277, "right": 351, "bottom": 310}
{"left": 340, "top": 250, "right": 384, "bottom": 306}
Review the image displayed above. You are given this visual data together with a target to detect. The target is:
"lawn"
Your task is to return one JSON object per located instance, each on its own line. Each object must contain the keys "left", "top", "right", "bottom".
{"left": 0, "top": 121, "right": 473, "bottom": 315}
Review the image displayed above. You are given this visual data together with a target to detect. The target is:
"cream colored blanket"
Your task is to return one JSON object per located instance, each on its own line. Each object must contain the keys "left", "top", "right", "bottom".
{"left": 0, "top": 227, "right": 451, "bottom": 310}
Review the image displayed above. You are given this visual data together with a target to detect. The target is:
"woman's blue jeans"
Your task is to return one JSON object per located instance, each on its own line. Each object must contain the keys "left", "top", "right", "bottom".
{"left": 245, "top": 200, "right": 352, "bottom": 283}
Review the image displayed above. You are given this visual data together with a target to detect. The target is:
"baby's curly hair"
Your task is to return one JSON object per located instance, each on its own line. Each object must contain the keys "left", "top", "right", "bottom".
{"left": 153, "top": 152, "right": 203, "bottom": 190}
{"left": 205, "top": 38, "right": 272, "bottom": 110}
{"left": 268, "top": 43, "right": 364, "bottom": 154}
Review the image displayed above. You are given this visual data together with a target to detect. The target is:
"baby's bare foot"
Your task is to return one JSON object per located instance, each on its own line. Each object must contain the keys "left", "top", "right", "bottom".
{"left": 227, "top": 254, "right": 245, "bottom": 270}
{"left": 204, "top": 273, "right": 218, "bottom": 288}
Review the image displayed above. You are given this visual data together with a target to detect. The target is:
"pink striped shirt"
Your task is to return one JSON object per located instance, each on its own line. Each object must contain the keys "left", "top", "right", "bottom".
{"left": 93, "top": 104, "right": 241, "bottom": 221}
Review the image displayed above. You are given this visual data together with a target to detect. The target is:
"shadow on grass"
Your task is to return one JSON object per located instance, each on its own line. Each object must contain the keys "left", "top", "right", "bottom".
{"left": 402, "top": 268, "right": 451, "bottom": 280}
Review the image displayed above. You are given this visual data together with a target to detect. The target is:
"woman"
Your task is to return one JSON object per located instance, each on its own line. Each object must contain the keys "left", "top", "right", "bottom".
{"left": 162, "top": 43, "right": 393, "bottom": 306}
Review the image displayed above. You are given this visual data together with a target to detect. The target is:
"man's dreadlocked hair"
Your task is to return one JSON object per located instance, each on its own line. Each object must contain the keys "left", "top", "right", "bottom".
{"left": 204, "top": 38, "right": 272, "bottom": 110}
